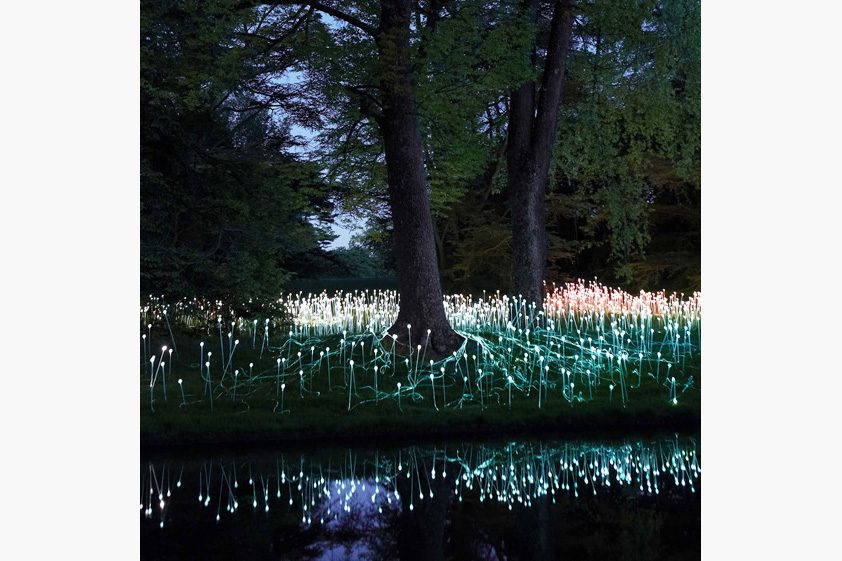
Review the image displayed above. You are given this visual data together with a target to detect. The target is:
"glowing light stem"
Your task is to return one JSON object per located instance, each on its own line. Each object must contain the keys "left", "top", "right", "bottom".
{"left": 222, "top": 340, "right": 239, "bottom": 382}
{"left": 638, "top": 353, "right": 644, "bottom": 388}
{"left": 280, "top": 383, "right": 286, "bottom": 413}
{"left": 162, "top": 355, "right": 169, "bottom": 401}
{"left": 218, "top": 322, "right": 225, "bottom": 375}
{"left": 619, "top": 361, "right": 627, "bottom": 404}
{"left": 326, "top": 349, "right": 331, "bottom": 388}
{"left": 347, "top": 361, "right": 355, "bottom": 411}
{"left": 260, "top": 324, "right": 268, "bottom": 359}
{"left": 421, "top": 330, "right": 430, "bottom": 369}
{"left": 163, "top": 310, "right": 177, "bottom": 356}
{"left": 374, "top": 366, "right": 379, "bottom": 402}
{"left": 142, "top": 334, "right": 148, "bottom": 366}
{"left": 430, "top": 373, "right": 438, "bottom": 410}
{"left": 178, "top": 379, "right": 186, "bottom": 407}
{"left": 206, "top": 361, "right": 213, "bottom": 412}
{"left": 276, "top": 359, "right": 282, "bottom": 399}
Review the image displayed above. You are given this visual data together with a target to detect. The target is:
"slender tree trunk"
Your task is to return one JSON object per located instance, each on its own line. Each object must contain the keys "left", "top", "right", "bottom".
{"left": 507, "top": 0, "right": 574, "bottom": 310}
{"left": 376, "top": 0, "right": 462, "bottom": 358}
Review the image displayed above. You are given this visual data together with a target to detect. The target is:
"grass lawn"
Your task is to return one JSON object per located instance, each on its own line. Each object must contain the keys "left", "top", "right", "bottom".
{"left": 141, "top": 324, "right": 700, "bottom": 448}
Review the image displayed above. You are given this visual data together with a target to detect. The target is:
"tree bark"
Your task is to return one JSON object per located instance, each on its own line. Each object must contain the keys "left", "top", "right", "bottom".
{"left": 507, "top": 0, "right": 574, "bottom": 310}
{"left": 376, "top": 0, "right": 463, "bottom": 358}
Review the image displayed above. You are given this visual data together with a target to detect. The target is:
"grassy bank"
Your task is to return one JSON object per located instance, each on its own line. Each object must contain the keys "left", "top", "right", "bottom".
{"left": 140, "top": 338, "right": 700, "bottom": 448}
{"left": 141, "top": 394, "right": 700, "bottom": 449}
{"left": 140, "top": 287, "right": 701, "bottom": 448}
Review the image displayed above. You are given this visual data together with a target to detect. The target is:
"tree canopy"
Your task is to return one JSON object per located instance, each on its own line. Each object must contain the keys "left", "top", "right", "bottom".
{"left": 141, "top": 0, "right": 700, "bottom": 299}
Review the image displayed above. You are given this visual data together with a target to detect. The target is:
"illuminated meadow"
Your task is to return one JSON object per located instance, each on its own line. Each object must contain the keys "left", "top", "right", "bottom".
{"left": 140, "top": 282, "right": 701, "bottom": 442}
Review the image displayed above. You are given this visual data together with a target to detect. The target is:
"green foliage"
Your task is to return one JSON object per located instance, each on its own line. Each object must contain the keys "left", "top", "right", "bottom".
{"left": 141, "top": 0, "right": 334, "bottom": 300}
{"left": 330, "top": 243, "right": 390, "bottom": 277}
{"left": 140, "top": 0, "right": 701, "bottom": 298}
{"left": 297, "top": 0, "right": 534, "bottom": 220}
{"left": 549, "top": 0, "right": 701, "bottom": 289}
{"left": 413, "top": 0, "right": 535, "bottom": 216}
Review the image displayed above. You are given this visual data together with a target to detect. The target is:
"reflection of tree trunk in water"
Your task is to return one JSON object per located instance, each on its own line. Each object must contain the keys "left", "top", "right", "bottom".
{"left": 395, "top": 456, "right": 452, "bottom": 561}
{"left": 514, "top": 495, "right": 553, "bottom": 560}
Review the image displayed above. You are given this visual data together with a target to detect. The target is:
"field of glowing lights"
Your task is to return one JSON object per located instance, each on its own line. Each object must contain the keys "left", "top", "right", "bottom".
{"left": 140, "top": 281, "right": 701, "bottom": 446}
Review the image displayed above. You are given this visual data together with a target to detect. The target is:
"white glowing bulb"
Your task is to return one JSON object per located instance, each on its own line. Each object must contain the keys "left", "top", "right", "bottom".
{"left": 177, "top": 378, "right": 182, "bottom": 384}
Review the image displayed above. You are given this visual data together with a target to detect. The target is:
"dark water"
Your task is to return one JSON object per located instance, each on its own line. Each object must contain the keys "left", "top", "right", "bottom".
{"left": 141, "top": 435, "right": 700, "bottom": 560}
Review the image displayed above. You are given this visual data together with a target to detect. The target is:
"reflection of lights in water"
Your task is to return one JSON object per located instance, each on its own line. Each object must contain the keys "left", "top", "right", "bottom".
{"left": 141, "top": 436, "right": 700, "bottom": 528}
{"left": 141, "top": 282, "right": 700, "bottom": 412}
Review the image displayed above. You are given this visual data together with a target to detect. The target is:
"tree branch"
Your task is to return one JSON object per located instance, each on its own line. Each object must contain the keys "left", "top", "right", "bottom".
{"left": 239, "top": 1, "right": 376, "bottom": 36}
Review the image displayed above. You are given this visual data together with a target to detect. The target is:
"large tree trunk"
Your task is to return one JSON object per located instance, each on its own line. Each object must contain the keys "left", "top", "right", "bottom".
{"left": 376, "top": 0, "right": 463, "bottom": 358}
{"left": 507, "top": 0, "right": 574, "bottom": 310}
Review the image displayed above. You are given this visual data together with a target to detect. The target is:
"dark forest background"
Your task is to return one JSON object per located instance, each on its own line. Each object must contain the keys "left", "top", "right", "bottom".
{"left": 141, "top": 0, "right": 699, "bottom": 301}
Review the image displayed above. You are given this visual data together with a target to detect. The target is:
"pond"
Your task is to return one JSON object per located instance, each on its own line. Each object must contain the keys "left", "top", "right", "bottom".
{"left": 141, "top": 434, "right": 700, "bottom": 560}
